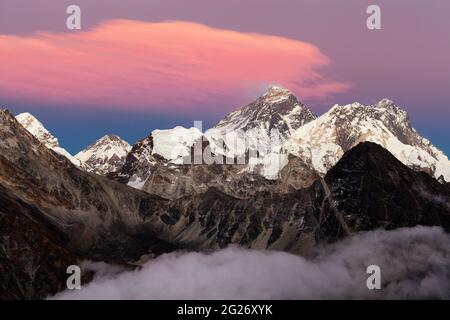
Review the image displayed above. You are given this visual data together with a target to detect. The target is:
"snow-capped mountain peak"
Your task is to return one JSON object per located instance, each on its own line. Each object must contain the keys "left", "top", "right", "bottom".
{"left": 75, "top": 134, "right": 131, "bottom": 175}
{"left": 15, "top": 112, "right": 82, "bottom": 166}
{"left": 15, "top": 112, "right": 59, "bottom": 148}
{"left": 202, "top": 86, "right": 316, "bottom": 179}
{"left": 284, "top": 99, "right": 450, "bottom": 181}
{"left": 376, "top": 98, "right": 395, "bottom": 107}
{"left": 261, "top": 85, "right": 294, "bottom": 103}
{"left": 212, "top": 85, "right": 316, "bottom": 135}
{"left": 373, "top": 98, "right": 408, "bottom": 118}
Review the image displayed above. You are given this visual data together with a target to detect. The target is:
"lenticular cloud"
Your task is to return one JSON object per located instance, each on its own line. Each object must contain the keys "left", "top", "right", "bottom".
{"left": 52, "top": 226, "right": 450, "bottom": 300}
{"left": 0, "top": 20, "right": 350, "bottom": 112}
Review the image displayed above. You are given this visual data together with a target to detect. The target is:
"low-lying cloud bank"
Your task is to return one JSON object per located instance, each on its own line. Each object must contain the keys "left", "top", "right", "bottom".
{"left": 52, "top": 226, "right": 450, "bottom": 300}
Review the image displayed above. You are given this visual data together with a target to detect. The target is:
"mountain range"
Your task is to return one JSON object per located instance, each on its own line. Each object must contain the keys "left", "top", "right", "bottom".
{"left": 1, "top": 86, "right": 450, "bottom": 299}
{"left": 17, "top": 86, "right": 449, "bottom": 188}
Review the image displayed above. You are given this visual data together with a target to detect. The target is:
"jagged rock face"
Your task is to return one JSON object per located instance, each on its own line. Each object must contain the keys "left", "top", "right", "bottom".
{"left": 114, "top": 134, "right": 157, "bottom": 188}
{"left": 147, "top": 187, "right": 323, "bottom": 253}
{"left": 117, "top": 135, "right": 318, "bottom": 200}
{"left": 139, "top": 159, "right": 319, "bottom": 200}
{"left": 139, "top": 142, "right": 450, "bottom": 252}
{"left": 0, "top": 184, "right": 83, "bottom": 299}
{"left": 284, "top": 99, "right": 450, "bottom": 181}
{"left": 15, "top": 112, "right": 83, "bottom": 167}
{"left": 75, "top": 135, "right": 131, "bottom": 175}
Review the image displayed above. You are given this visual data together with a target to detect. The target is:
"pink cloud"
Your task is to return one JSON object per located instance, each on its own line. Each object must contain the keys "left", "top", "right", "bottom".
{"left": 0, "top": 20, "right": 350, "bottom": 112}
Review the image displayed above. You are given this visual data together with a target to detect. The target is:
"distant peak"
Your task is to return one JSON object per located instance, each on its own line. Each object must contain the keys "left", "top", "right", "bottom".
{"left": 268, "top": 85, "right": 288, "bottom": 91}
{"left": 375, "top": 98, "right": 397, "bottom": 109}
{"left": 0, "top": 108, "right": 13, "bottom": 118}
{"left": 90, "top": 135, "right": 131, "bottom": 149}
{"left": 373, "top": 99, "right": 409, "bottom": 119}
{"left": 329, "top": 102, "right": 365, "bottom": 112}
{"left": 262, "top": 85, "right": 292, "bottom": 96}
{"left": 330, "top": 99, "right": 406, "bottom": 115}
{"left": 256, "top": 85, "right": 300, "bottom": 107}
{"left": 16, "top": 112, "right": 39, "bottom": 122}
{"left": 100, "top": 134, "right": 122, "bottom": 141}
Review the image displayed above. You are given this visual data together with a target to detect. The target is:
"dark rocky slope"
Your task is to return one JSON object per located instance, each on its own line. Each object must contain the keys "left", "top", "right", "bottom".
{"left": 141, "top": 142, "right": 450, "bottom": 251}
{"left": 0, "top": 184, "right": 80, "bottom": 299}
{"left": 320, "top": 142, "right": 450, "bottom": 240}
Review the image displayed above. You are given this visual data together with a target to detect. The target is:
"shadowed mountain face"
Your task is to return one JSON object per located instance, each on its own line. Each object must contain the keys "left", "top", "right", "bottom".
{"left": 0, "top": 109, "right": 449, "bottom": 299}
{"left": 0, "top": 184, "right": 80, "bottom": 299}
{"left": 140, "top": 143, "right": 450, "bottom": 250}
{"left": 319, "top": 143, "right": 450, "bottom": 241}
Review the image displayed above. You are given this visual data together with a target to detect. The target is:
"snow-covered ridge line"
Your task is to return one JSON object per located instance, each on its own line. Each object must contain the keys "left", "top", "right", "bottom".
{"left": 120, "top": 86, "right": 450, "bottom": 191}
{"left": 12, "top": 86, "right": 450, "bottom": 185}
{"left": 15, "top": 112, "right": 83, "bottom": 167}
{"left": 15, "top": 112, "right": 132, "bottom": 175}
{"left": 284, "top": 99, "right": 450, "bottom": 181}
{"left": 151, "top": 96, "right": 450, "bottom": 182}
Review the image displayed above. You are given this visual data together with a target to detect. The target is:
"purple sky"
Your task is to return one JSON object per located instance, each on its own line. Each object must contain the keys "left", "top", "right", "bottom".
{"left": 1, "top": 0, "right": 449, "bottom": 154}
